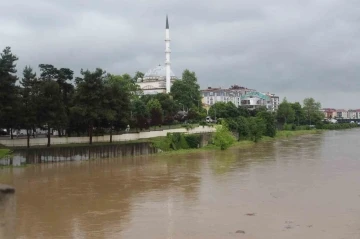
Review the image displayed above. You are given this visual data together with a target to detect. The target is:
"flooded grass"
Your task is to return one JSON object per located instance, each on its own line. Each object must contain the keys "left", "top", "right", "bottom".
{"left": 0, "top": 149, "right": 11, "bottom": 158}
{"left": 275, "top": 129, "right": 320, "bottom": 138}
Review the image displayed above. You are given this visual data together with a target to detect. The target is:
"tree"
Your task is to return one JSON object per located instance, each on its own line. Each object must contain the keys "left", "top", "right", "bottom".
{"left": 236, "top": 116, "right": 250, "bottom": 140}
{"left": 277, "top": 98, "right": 295, "bottom": 124}
{"left": 132, "top": 99, "right": 149, "bottom": 130}
{"left": 213, "top": 122, "right": 236, "bottom": 150}
{"left": 248, "top": 117, "right": 266, "bottom": 142}
{"left": 171, "top": 69, "right": 202, "bottom": 109}
{"left": 208, "top": 102, "right": 228, "bottom": 119}
{"left": 225, "top": 102, "right": 239, "bottom": 118}
{"left": 38, "top": 64, "right": 58, "bottom": 81}
{"left": 257, "top": 111, "right": 276, "bottom": 137}
{"left": 39, "top": 65, "right": 74, "bottom": 136}
{"left": 147, "top": 99, "right": 163, "bottom": 127}
{"left": 19, "top": 66, "right": 38, "bottom": 147}
{"left": 57, "top": 68, "right": 75, "bottom": 135}
{"left": 291, "top": 102, "right": 305, "bottom": 126}
{"left": 303, "top": 97, "right": 323, "bottom": 125}
{"left": 238, "top": 106, "right": 250, "bottom": 118}
{"left": 133, "top": 71, "right": 144, "bottom": 83}
{"left": 104, "top": 74, "right": 132, "bottom": 141}
{"left": 154, "top": 93, "right": 179, "bottom": 124}
{"left": 72, "top": 68, "right": 107, "bottom": 144}
{"left": 37, "top": 80, "right": 67, "bottom": 147}
{"left": 0, "top": 47, "right": 20, "bottom": 138}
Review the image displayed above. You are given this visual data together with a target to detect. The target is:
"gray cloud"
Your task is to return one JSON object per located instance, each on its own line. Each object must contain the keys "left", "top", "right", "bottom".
{"left": 1, "top": 0, "right": 360, "bottom": 108}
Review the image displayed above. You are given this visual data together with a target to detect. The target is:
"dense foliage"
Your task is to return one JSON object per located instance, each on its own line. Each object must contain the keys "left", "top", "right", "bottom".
{"left": 0, "top": 47, "right": 206, "bottom": 147}
{"left": 0, "top": 46, "right": 356, "bottom": 149}
{"left": 151, "top": 133, "right": 201, "bottom": 151}
{"left": 213, "top": 122, "right": 236, "bottom": 150}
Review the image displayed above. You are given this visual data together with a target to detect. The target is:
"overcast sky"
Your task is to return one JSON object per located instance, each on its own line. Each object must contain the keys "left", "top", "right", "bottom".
{"left": 1, "top": 0, "right": 359, "bottom": 108}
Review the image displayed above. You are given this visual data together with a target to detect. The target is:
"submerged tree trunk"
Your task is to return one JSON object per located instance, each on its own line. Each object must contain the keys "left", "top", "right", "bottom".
{"left": 110, "top": 124, "right": 113, "bottom": 143}
{"left": 26, "top": 129, "right": 30, "bottom": 148}
{"left": 89, "top": 123, "right": 93, "bottom": 145}
{"left": 47, "top": 125, "right": 51, "bottom": 147}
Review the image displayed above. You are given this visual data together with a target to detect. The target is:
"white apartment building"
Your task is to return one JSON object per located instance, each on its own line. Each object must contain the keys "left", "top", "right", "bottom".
{"left": 201, "top": 85, "right": 280, "bottom": 111}
{"left": 201, "top": 86, "right": 255, "bottom": 107}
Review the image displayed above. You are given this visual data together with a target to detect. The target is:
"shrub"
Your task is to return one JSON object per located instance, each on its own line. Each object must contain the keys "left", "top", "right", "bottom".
{"left": 248, "top": 117, "right": 266, "bottom": 142}
{"left": 283, "top": 123, "right": 294, "bottom": 131}
{"left": 213, "top": 122, "right": 236, "bottom": 150}
{"left": 182, "top": 124, "right": 194, "bottom": 131}
{"left": 184, "top": 134, "right": 201, "bottom": 148}
{"left": 257, "top": 111, "right": 276, "bottom": 137}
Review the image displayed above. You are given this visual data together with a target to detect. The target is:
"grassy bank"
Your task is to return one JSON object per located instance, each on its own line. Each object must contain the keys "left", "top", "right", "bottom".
{"left": 155, "top": 130, "right": 321, "bottom": 155}
{"left": 274, "top": 129, "right": 320, "bottom": 138}
{"left": 0, "top": 149, "right": 11, "bottom": 158}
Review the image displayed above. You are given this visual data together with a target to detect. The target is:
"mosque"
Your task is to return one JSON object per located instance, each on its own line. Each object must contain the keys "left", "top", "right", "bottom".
{"left": 136, "top": 16, "right": 178, "bottom": 95}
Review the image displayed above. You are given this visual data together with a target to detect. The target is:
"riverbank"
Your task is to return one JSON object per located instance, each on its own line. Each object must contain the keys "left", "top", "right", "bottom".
{"left": 0, "top": 126, "right": 215, "bottom": 148}
{"left": 153, "top": 129, "right": 321, "bottom": 156}
{"left": 0, "top": 129, "right": 337, "bottom": 167}
{"left": 0, "top": 149, "right": 11, "bottom": 158}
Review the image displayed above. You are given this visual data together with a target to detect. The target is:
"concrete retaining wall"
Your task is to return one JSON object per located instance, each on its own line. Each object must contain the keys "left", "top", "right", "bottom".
{"left": 0, "top": 126, "right": 215, "bottom": 147}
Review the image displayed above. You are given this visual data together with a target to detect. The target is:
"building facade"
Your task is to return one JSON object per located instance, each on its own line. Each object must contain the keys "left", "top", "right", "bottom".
{"left": 322, "top": 108, "right": 360, "bottom": 119}
{"left": 201, "top": 86, "right": 256, "bottom": 108}
{"left": 201, "top": 85, "right": 279, "bottom": 111}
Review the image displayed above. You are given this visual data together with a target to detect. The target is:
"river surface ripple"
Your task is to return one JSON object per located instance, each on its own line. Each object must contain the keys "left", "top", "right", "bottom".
{"left": 2, "top": 129, "right": 360, "bottom": 239}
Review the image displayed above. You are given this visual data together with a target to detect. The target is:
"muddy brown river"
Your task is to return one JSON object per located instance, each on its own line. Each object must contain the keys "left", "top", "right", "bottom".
{"left": 1, "top": 129, "right": 360, "bottom": 239}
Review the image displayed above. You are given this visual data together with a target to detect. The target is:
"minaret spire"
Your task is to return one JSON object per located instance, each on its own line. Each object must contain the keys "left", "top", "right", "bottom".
{"left": 166, "top": 15, "right": 169, "bottom": 29}
{"left": 165, "top": 15, "right": 171, "bottom": 93}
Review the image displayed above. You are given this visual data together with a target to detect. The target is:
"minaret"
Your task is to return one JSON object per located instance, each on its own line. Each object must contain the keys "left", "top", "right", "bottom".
{"left": 165, "top": 15, "right": 171, "bottom": 93}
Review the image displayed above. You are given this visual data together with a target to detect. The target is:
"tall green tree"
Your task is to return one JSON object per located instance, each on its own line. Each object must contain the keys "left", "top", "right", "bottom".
{"left": 171, "top": 69, "right": 202, "bottom": 109}
{"left": 303, "top": 97, "right": 322, "bottom": 125}
{"left": 104, "top": 74, "right": 132, "bottom": 142}
{"left": 72, "top": 68, "right": 107, "bottom": 144}
{"left": 236, "top": 116, "right": 250, "bottom": 140}
{"left": 133, "top": 71, "right": 144, "bottom": 83}
{"left": 213, "top": 122, "right": 236, "bottom": 150}
{"left": 208, "top": 102, "right": 228, "bottom": 119}
{"left": 277, "top": 98, "right": 295, "bottom": 124}
{"left": 248, "top": 117, "right": 266, "bottom": 142}
{"left": 19, "top": 66, "right": 39, "bottom": 147}
{"left": 132, "top": 99, "right": 149, "bottom": 130}
{"left": 39, "top": 64, "right": 74, "bottom": 136}
{"left": 0, "top": 47, "right": 20, "bottom": 138}
{"left": 257, "top": 111, "right": 276, "bottom": 137}
{"left": 147, "top": 98, "right": 163, "bottom": 127}
{"left": 154, "top": 93, "right": 178, "bottom": 124}
{"left": 37, "top": 80, "right": 67, "bottom": 147}
{"left": 291, "top": 102, "right": 305, "bottom": 126}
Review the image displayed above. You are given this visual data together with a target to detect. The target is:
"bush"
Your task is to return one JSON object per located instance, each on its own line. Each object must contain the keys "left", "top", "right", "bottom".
{"left": 199, "top": 121, "right": 208, "bottom": 127}
{"left": 257, "top": 111, "right": 276, "bottom": 137}
{"left": 182, "top": 124, "right": 194, "bottom": 131}
{"left": 283, "top": 123, "right": 294, "bottom": 131}
{"left": 322, "top": 123, "right": 358, "bottom": 130}
{"left": 248, "top": 117, "right": 266, "bottom": 142}
{"left": 0, "top": 149, "right": 11, "bottom": 159}
{"left": 184, "top": 134, "right": 201, "bottom": 148}
{"left": 213, "top": 122, "right": 236, "bottom": 150}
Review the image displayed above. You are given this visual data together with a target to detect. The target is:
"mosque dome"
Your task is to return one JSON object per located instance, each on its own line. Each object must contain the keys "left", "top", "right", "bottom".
{"left": 142, "top": 64, "right": 176, "bottom": 82}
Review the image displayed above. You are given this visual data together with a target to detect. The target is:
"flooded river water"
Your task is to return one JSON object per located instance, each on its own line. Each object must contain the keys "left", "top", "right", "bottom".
{"left": 1, "top": 129, "right": 360, "bottom": 239}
